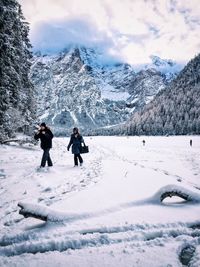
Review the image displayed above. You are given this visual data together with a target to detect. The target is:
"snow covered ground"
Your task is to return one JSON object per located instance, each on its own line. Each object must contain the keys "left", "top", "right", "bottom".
{"left": 0, "top": 136, "right": 200, "bottom": 267}
{"left": 101, "top": 84, "right": 130, "bottom": 101}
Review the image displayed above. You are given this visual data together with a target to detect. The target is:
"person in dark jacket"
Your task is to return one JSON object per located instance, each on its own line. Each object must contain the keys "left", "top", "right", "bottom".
{"left": 67, "top": 127, "right": 84, "bottom": 167}
{"left": 34, "top": 122, "right": 54, "bottom": 168}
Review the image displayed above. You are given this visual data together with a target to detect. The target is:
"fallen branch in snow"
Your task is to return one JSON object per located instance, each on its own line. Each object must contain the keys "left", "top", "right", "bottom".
{"left": 1, "top": 138, "right": 36, "bottom": 145}
{"left": 152, "top": 184, "right": 200, "bottom": 203}
{"left": 18, "top": 185, "right": 200, "bottom": 222}
{"left": 1, "top": 139, "right": 20, "bottom": 144}
{"left": 18, "top": 203, "right": 48, "bottom": 221}
{"left": 160, "top": 191, "right": 189, "bottom": 202}
{"left": 18, "top": 202, "right": 81, "bottom": 222}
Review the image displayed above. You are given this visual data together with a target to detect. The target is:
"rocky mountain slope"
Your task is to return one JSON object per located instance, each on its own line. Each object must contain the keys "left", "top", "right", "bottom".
{"left": 30, "top": 46, "right": 182, "bottom": 134}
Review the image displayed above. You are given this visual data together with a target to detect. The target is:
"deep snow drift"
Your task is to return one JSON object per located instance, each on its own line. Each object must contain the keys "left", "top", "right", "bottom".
{"left": 0, "top": 136, "right": 200, "bottom": 266}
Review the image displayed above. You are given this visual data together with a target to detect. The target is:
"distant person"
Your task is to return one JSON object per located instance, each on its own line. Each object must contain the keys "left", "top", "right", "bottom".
{"left": 34, "top": 122, "right": 54, "bottom": 168}
{"left": 142, "top": 140, "right": 146, "bottom": 146}
{"left": 67, "top": 127, "right": 84, "bottom": 167}
{"left": 190, "top": 139, "right": 192, "bottom": 147}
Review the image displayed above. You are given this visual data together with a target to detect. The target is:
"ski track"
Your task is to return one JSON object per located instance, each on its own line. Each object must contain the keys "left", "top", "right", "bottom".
{"left": 1, "top": 220, "right": 200, "bottom": 257}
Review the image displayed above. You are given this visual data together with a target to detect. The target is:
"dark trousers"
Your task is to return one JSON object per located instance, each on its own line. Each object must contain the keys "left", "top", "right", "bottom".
{"left": 41, "top": 148, "right": 53, "bottom": 167}
{"left": 74, "top": 154, "right": 83, "bottom": 166}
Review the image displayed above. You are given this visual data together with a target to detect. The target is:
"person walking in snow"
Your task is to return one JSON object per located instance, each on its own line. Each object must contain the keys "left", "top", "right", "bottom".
{"left": 67, "top": 127, "right": 84, "bottom": 167}
{"left": 34, "top": 122, "right": 54, "bottom": 168}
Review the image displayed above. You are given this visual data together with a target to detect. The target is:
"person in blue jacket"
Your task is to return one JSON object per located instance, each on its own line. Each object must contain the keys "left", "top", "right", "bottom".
{"left": 67, "top": 127, "right": 84, "bottom": 167}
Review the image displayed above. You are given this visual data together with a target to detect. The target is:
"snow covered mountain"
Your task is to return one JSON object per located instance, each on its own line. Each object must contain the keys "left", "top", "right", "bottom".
{"left": 146, "top": 55, "right": 182, "bottom": 81}
{"left": 30, "top": 46, "right": 182, "bottom": 134}
{"left": 31, "top": 48, "right": 131, "bottom": 135}
{"left": 125, "top": 53, "right": 200, "bottom": 135}
{"left": 126, "top": 68, "right": 166, "bottom": 109}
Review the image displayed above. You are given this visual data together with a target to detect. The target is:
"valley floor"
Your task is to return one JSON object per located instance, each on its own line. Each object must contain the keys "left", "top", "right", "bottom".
{"left": 0, "top": 136, "right": 200, "bottom": 267}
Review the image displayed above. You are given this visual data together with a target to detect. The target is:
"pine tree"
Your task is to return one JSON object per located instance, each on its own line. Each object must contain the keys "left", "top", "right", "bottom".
{"left": 0, "top": 0, "right": 35, "bottom": 141}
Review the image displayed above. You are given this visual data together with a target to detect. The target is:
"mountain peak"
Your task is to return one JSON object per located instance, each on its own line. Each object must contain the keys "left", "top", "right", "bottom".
{"left": 150, "top": 55, "right": 175, "bottom": 67}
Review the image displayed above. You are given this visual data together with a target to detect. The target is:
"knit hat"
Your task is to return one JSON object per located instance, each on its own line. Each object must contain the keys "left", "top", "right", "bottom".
{"left": 40, "top": 122, "right": 46, "bottom": 127}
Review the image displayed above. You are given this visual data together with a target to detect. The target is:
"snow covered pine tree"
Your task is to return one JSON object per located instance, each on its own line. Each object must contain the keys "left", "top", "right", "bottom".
{"left": 0, "top": 0, "right": 35, "bottom": 141}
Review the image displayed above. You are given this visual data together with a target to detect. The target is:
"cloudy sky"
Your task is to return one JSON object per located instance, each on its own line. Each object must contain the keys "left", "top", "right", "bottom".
{"left": 19, "top": 0, "right": 200, "bottom": 64}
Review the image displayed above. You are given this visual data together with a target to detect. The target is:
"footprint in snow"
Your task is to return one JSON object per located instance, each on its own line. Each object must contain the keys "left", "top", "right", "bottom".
{"left": 4, "top": 217, "right": 24, "bottom": 227}
{"left": 62, "top": 191, "right": 70, "bottom": 195}
{"left": 42, "top": 187, "right": 52, "bottom": 193}
{"left": 38, "top": 197, "right": 44, "bottom": 202}
{"left": 0, "top": 169, "right": 6, "bottom": 179}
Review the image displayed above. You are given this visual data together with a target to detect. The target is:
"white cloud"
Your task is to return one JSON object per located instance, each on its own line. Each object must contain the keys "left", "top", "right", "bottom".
{"left": 19, "top": 0, "right": 200, "bottom": 64}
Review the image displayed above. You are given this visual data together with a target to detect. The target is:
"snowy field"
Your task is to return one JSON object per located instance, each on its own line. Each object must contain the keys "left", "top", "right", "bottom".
{"left": 0, "top": 136, "right": 200, "bottom": 267}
